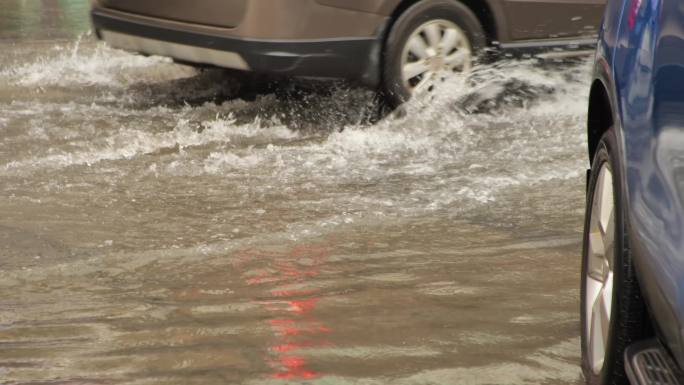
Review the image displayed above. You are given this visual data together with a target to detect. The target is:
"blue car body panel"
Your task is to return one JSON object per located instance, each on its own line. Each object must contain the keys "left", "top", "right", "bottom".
{"left": 596, "top": 0, "right": 684, "bottom": 369}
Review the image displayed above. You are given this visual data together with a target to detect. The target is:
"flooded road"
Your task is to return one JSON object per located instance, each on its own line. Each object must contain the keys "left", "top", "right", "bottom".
{"left": 1, "top": 2, "right": 590, "bottom": 384}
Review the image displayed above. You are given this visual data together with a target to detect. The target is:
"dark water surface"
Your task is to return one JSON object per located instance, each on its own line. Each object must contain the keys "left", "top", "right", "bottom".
{"left": 0, "top": 3, "right": 589, "bottom": 384}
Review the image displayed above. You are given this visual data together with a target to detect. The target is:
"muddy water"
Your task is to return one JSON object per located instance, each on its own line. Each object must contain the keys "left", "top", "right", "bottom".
{"left": 0, "top": 4, "right": 590, "bottom": 384}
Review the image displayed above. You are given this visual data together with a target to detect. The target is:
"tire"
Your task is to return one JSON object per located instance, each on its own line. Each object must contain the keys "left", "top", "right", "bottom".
{"left": 381, "top": 0, "right": 486, "bottom": 107}
{"left": 580, "top": 128, "right": 651, "bottom": 385}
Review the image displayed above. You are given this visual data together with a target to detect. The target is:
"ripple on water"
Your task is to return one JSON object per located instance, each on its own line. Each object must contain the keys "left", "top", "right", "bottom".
{"left": 0, "top": 35, "right": 590, "bottom": 385}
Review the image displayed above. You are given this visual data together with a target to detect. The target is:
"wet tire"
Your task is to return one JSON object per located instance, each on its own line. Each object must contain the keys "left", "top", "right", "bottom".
{"left": 381, "top": 0, "right": 486, "bottom": 108}
{"left": 580, "top": 128, "right": 651, "bottom": 385}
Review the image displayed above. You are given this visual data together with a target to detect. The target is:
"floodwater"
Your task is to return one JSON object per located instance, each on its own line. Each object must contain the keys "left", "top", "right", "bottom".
{"left": 0, "top": 2, "right": 591, "bottom": 384}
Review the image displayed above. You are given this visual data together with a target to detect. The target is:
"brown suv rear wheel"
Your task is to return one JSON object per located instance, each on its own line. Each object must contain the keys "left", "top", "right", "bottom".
{"left": 382, "top": 0, "right": 486, "bottom": 107}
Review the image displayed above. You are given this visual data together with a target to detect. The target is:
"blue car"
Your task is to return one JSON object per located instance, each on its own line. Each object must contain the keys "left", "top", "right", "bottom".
{"left": 582, "top": 0, "right": 684, "bottom": 384}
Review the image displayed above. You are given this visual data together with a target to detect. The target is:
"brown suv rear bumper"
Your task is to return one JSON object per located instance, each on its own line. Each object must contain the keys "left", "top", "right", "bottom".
{"left": 91, "top": 8, "right": 385, "bottom": 86}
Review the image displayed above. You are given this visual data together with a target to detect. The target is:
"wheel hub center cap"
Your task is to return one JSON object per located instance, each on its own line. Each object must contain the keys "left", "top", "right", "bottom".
{"left": 429, "top": 56, "right": 444, "bottom": 72}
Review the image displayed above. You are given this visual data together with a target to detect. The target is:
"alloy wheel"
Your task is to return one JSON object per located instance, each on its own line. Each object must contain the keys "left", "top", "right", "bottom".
{"left": 400, "top": 19, "right": 471, "bottom": 94}
{"left": 585, "top": 162, "right": 616, "bottom": 375}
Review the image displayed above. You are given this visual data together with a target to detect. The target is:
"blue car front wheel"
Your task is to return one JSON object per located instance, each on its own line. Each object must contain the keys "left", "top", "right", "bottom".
{"left": 580, "top": 127, "right": 652, "bottom": 385}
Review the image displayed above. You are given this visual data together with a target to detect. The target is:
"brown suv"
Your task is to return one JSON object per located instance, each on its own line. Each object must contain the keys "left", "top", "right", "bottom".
{"left": 91, "top": 0, "right": 604, "bottom": 105}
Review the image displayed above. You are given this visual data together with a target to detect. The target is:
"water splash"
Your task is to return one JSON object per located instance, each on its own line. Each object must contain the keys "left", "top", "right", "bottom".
{"left": 1, "top": 33, "right": 184, "bottom": 88}
{"left": 0, "top": 38, "right": 591, "bottom": 221}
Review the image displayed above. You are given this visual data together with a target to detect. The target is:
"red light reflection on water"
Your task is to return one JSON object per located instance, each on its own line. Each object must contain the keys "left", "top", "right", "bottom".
{"left": 272, "top": 355, "right": 318, "bottom": 380}
{"left": 234, "top": 243, "right": 332, "bottom": 380}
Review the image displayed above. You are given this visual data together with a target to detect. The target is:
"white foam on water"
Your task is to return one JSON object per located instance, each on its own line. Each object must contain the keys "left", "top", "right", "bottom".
{"left": 1, "top": 110, "right": 299, "bottom": 173}
{"left": 0, "top": 37, "right": 592, "bottom": 221}
{"left": 1, "top": 35, "right": 184, "bottom": 88}
{"left": 182, "top": 61, "right": 589, "bottom": 210}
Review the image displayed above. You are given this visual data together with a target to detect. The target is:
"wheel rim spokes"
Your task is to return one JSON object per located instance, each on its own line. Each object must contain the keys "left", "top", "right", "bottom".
{"left": 403, "top": 61, "right": 431, "bottom": 80}
{"left": 445, "top": 51, "right": 470, "bottom": 70}
{"left": 439, "top": 28, "right": 460, "bottom": 54}
{"left": 424, "top": 23, "right": 442, "bottom": 48}
{"left": 585, "top": 164, "right": 615, "bottom": 375}
{"left": 401, "top": 20, "right": 472, "bottom": 92}
{"left": 407, "top": 35, "right": 429, "bottom": 60}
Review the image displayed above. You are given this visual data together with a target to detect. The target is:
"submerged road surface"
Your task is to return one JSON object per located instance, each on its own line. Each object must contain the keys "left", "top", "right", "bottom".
{"left": 1, "top": 3, "right": 590, "bottom": 384}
